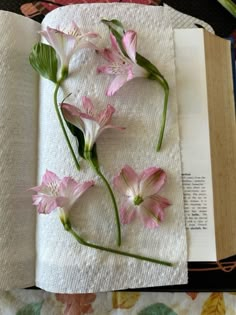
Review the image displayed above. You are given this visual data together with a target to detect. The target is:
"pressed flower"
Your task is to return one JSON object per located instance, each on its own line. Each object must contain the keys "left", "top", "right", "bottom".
{"left": 31, "top": 170, "right": 172, "bottom": 266}
{"left": 113, "top": 165, "right": 171, "bottom": 228}
{"left": 61, "top": 97, "right": 124, "bottom": 246}
{"left": 30, "top": 170, "right": 94, "bottom": 223}
{"left": 97, "top": 31, "right": 148, "bottom": 96}
{"left": 61, "top": 96, "right": 124, "bottom": 153}
{"left": 40, "top": 22, "right": 99, "bottom": 78}
{"left": 100, "top": 19, "right": 170, "bottom": 151}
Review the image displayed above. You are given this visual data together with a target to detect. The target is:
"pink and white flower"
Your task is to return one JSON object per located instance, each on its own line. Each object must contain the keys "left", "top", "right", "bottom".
{"left": 97, "top": 31, "right": 148, "bottom": 96}
{"left": 61, "top": 96, "right": 124, "bottom": 152}
{"left": 31, "top": 170, "right": 94, "bottom": 220}
{"left": 40, "top": 22, "right": 99, "bottom": 75}
{"left": 113, "top": 165, "right": 170, "bottom": 229}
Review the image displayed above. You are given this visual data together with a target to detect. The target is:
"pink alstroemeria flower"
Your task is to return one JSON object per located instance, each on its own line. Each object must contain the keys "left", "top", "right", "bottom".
{"left": 31, "top": 170, "right": 94, "bottom": 222}
{"left": 97, "top": 31, "right": 149, "bottom": 96}
{"left": 61, "top": 96, "right": 124, "bottom": 152}
{"left": 113, "top": 165, "right": 171, "bottom": 229}
{"left": 40, "top": 22, "right": 98, "bottom": 75}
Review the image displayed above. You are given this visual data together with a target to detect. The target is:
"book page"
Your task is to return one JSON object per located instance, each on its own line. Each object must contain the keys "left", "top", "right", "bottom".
{"left": 0, "top": 11, "right": 40, "bottom": 289}
{"left": 35, "top": 4, "right": 187, "bottom": 293}
{"left": 174, "top": 29, "right": 217, "bottom": 261}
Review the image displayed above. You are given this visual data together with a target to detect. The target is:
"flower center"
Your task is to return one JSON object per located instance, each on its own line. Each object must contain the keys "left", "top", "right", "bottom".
{"left": 48, "top": 181, "right": 59, "bottom": 196}
{"left": 133, "top": 195, "right": 143, "bottom": 206}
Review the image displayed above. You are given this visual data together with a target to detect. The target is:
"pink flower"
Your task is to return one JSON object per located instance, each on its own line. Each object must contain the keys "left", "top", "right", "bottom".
{"left": 113, "top": 165, "right": 171, "bottom": 229}
{"left": 40, "top": 22, "right": 99, "bottom": 75}
{"left": 61, "top": 96, "right": 124, "bottom": 152}
{"left": 97, "top": 31, "right": 148, "bottom": 96}
{"left": 30, "top": 170, "right": 94, "bottom": 220}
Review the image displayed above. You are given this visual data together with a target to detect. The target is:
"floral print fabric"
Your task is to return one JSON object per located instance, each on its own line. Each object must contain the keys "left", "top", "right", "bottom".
{"left": 0, "top": 290, "right": 236, "bottom": 315}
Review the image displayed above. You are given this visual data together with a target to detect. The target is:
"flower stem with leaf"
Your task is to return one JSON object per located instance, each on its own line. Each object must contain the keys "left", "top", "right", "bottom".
{"left": 100, "top": 19, "right": 170, "bottom": 151}
{"left": 29, "top": 43, "right": 81, "bottom": 170}
{"left": 61, "top": 100, "right": 123, "bottom": 246}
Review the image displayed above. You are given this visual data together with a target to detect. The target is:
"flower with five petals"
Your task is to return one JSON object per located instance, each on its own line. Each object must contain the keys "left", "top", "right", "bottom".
{"left": 31, "top": 170, "right": 94, "bottom": 223}
{"left": 97, "top": 31, "right": 148, "bottom": 96}
{"left": 113, "top": 165, "right": 171, "bottom": 228}
{"left": 40, "top": 22, "right": 99, "bottom": 78}
{"left": 61, "top": 96, "right": 124, "bottom": 153}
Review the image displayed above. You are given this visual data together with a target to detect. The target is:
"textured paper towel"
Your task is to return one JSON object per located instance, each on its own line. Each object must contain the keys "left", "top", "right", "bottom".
{"left": 0, "top": 11, "right": 40, "bottom": 289}
{"left": 35, "top": 3, "right": 188, "bottom": 292}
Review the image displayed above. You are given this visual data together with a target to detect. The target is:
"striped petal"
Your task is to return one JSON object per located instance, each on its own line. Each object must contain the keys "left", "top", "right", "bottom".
{"left": 113, "top": 165, "right": 139, "bottom": 197}
{"left": 61, "top": 103, "right": 83, "bottom": 130}
{"left": 139, "top": 167, "right": 167, "bottom": 197}
{"left": 139, "top": 197, "right": 167, "bottom": 229}
{"left": 106, "top": 75, "right": 128, "bottom": 96}
{"left": 122, "top": 30, "right": 137, "bottom": 63}
{"left": 119, "top": 199, "right": 137, "bottom": 224}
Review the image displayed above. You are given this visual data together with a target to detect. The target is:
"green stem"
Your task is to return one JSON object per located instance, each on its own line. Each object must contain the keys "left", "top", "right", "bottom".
{"left": 155, "top": 76, "right": 169, "bottom": 152}
{"left": 88, "top": 157, "right": 121, "bottom": 247}
{"left": 67, "top": 226, "right": 173, "bottom": 267}
{"left": 53, "top": 81, "right": 80, "bottom": 170}
{"left": 217, "top": 0, "right": 236, "bottom": 17}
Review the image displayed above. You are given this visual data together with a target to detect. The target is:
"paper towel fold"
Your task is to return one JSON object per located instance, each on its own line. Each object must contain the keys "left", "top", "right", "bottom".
{"left": 35, "top": 3, "right": 187, "bottom": 292}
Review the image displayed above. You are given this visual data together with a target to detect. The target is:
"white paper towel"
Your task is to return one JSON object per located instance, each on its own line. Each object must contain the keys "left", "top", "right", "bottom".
{"left": 35, "top": 3, "right": 187, "bottom": 292}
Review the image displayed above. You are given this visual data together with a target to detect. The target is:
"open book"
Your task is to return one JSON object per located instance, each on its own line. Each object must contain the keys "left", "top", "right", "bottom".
{"left": 175, "top": 29, "right": 236, "bottom": 261}
{"left": 0, "top": 4, "right": 235, "bottom": 292}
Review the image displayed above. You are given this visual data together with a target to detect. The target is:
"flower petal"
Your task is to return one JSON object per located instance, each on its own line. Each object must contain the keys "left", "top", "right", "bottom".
{"left": 106, "top": 75, "right": 128, "bottom": 96}
{"left": 59, "top": 177, "right": 94, "bottom": 202}
{"left": 32, "top": 195, "right": 59, "bottom": 214}
{"left": 119, "top": 199, "right": 137, "bottom": 224}
{"left": 30, "top": 170, "right": 60, "bottom": 193}
{"left": 122, "top": 30, "right": 137, "bottom": 63}
{"left": 139, "top": 197, "right": 167, "bottom": 229}
{"left": 61, "top": 103, "right": 83, "bottom": 130}
{"left": 58, "top": 177, "right": 94, "bottom": 212}
{"left": 113, "top": 165, "right": 139, "bottom": 197}
{"left": 42, "top": 169, "right": 61, "bottom": 186}
{"left": 79, "top": 115, "right": 101, "bottom": 150}
{"left": 139, "top": 167, "right": 167, "bottom": 197}
{"left": 97, "top": 105, "right": 115, "bottom": 126}
{"left": 110, "top": 32, "right": 120, "bottom": 52}
{"left": 82, "top": 96, "right": 95, "bottom": 116}
{"left": 41, "top": 27, "right": 76, "bottom": 67}
{"left": 98, "top": 48, "right": 117, "bottom": 62}
{"left": 149, "top": 193, "right": 171, "bottom": 209}
{"left": 97, "top": 64, "right": 115, "bottom": 75}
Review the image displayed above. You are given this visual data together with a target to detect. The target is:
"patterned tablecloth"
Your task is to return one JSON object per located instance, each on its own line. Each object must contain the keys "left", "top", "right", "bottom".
{"left": 0, "top": 290, "right": 236, "bottom": 314}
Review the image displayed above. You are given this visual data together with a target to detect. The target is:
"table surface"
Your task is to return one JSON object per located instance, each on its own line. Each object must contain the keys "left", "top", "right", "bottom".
{"left": 0, "top": 0, "right": 235, "bottom": 291}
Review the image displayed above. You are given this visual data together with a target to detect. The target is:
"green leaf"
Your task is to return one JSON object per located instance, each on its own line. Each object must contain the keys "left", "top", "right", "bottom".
{"left": 29, "top": 43, "right": 58, "bottom": 82}
{"left": 63, "top": 119, "right": 85, "bottom": 159}
{"left": 101, "top": 19, "right": 125, "bottom": 54}
{"left": 16, "top": 301, "right": 43, "bottom": 315}
{"left": 136, "top": 53, "right": 163, "bottom": 78}
{"left": 90, "top": 143, "right": 100, "bottom": 170}
{"left": 101, "top": 19, "right": 125, "bottom": 37}
{"left": 138, "top": 303, "right": 178, "bottom": 315}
